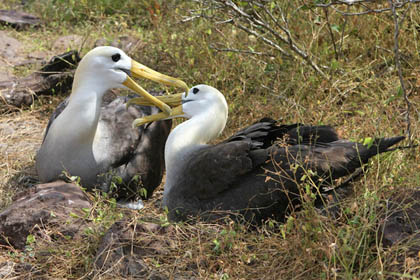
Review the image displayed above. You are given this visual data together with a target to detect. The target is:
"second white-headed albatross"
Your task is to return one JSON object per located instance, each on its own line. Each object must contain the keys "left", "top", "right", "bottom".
{"left": 36, "top": 46, "right": 189, "bottom": 204}
{"left": 130, "top": 84, "right": 405, "bottom": 223}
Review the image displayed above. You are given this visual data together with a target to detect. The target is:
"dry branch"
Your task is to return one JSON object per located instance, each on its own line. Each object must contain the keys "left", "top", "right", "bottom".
{"left": 192, "top": 0, "right": 329, "bottom": 79}
{"left": 316, "top": 0, "right": 420, "bottom": 16}
{"left": 209, "top": 44, "right": 274, "bottom": 56}
{"left": 191, "top": 0, "right": 418, "bottom": 142}
{"left": 389, "top": 0, "right": 414, "bottom": 145}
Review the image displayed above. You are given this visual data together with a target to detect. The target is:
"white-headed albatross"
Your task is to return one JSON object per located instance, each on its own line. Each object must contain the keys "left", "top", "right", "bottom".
{"left": 36, "top": 46, "right": 189, "bottom": 204}
{"left": 129, "top": 84, "right": 405, "bottom": 223}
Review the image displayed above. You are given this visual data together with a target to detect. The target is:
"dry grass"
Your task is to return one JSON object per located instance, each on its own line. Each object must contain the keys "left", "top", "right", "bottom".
{"left": 0, "top": 110, "right": 44, "bottom": 207}
{"left": 0, "top": 0, "right": 419, "bottom": 279}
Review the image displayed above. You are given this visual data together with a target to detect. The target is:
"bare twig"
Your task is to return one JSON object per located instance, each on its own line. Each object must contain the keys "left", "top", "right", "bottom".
{"left": 339, "top": 6, "right": 349, "bottom": 57}
{"left": 209, "top": 45, "right": 274, "bottom": 57}
{"left": 192, "top": 0, "right": 420, "bottom": 91}
{"left": 181, "top": 15, "right": 201, "bottom": 23}
{"left": 323, "top": 7, "right": 339, "bottom": 60}
{"left": 315, "top": 0, "right": 373, "bottom": 8}
{"left": 261, "top": 4, "right": 330, "bottom": 76}
{"left": 224, "top": 0, "right": 329, "bottom": 78}
{"left": 389, "top": 0, "right": 413, "bottom": 145}
{"left": 316, "top": 0, "right": 420, "bottom": 16}
{"left": 185, "top": 0, "right": 328, "bottom": 77}
{"left": 315, "top": 0, "right": 420, "bottom": 13}
{"left": 234, "top": 22, "right": 292, "bottom": 59}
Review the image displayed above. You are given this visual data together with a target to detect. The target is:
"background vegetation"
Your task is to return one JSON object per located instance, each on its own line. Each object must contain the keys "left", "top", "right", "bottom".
{"left": 0, "top": 0, "right": 419, "bottom": 278}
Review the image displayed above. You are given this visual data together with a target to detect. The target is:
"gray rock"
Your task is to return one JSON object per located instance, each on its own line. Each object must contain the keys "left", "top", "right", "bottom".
{"left": 0, "top": 31, "right": 24, "bottom": 66}
{"left": 380, "top": 189, "right": 420, "bottom": 252}
{"left": 0, "top": 181, "right": 91, "bottom": 249}
{"left": 0, "top": 261, "right": 14, "bottom": 279}
{"left": 377, "top": 189, "right": 420, "bottom": 274}
{"left": 0, "top": 261, "right": 34, "bottom": 278}
{"left": 0, "top": 10, "right": 40, "bottom": 30}
{"left": 94, "top": 219, "right": 174, "bottom": 279}
{"left": 0, "top": 70, "right": 15, "bottom": 84}
{"left": 52, "top": 35, "right": 83, "bottom": 52}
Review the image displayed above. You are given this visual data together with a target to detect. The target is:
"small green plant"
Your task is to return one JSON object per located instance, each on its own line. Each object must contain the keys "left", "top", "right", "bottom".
{"left": 211, "top": 228, "right": 237, "bottom": 255}
{"left": 26, "top": 234, "right": 35, "bottom": 245}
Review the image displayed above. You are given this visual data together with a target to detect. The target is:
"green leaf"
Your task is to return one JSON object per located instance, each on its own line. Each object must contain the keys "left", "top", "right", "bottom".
{"left": 397, "top": 86, "right": 404, "bottom": 96}
{"left": 362, "top": 137, "right": 374, "bottom": 148}
{"left": 69, "top": 212, "right": 79, "bottom": 218}
{"left": 305, "top": 184, "right": 311, "bottom": 195}
{"left": 113, "top": 175, "right": 123, "bottom": 184}
{"left": 70, "top": 176, "right": 79, "bottom": 182}
{"left": 109, "top": 198, "right": 117, "bottom": 208}
{"left": 140, "top": 187, "right": 148, "bottom": 198}
{"left": 212, "top": 239, "right": 220, "bottom": 252}
{"left": 132, "top": 175, "right": 140, "bottom": 182}
{"left": 286, "top": 216, "right": 295, "bottom": 232}
{"left": 280, "top": 225, "right": 286, "bottom": 239}
{"left": 331, "top": 24, "right": 340, "bottom": 33}
{"left": 385, "top": 87, "right": 404, "bottom": 104}
{"left": 270, "top": 2, "right": 276, "bottom": 10}
{"left": 355, "top": 110, "right": 365, "bottom": 116}
{"left": 26, "top": 234, "right": 35, "bottom": 245}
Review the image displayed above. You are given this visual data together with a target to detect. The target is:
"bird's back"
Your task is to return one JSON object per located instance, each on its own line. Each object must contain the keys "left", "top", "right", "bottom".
{"left": 165, "top": 119, "right": 404, "bottom": 223}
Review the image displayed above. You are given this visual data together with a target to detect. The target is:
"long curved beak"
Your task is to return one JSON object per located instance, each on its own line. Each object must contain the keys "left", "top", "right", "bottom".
{"left": 132, "top": 105, "right": 184, "bottom": 127}
{"left": 122, "top": 60, "right": 188, "bottom": 115}
{"left": 129, "top": 93, "right": 185, "bottom": 127}
{"left": 130, "top": 61, "right": 189, "bottom": 91}
{"left": 127, "top": 92, "right": 183, "bottom": 107}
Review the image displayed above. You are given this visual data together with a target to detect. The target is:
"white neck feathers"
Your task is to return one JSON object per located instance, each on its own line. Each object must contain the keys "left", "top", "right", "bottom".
{"left": 163, "top": 99, "right": 227, "bottom": 200}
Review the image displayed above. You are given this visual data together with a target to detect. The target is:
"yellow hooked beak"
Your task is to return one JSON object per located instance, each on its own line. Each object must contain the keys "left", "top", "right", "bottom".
{"left": 128, "top": 93, "right": 185, "bottom": 127}
{"left": 127, "top": 92, "right": 183, "bottom": 107}
{"left": 122, "top": 60, "right": 188, "bottom": 115}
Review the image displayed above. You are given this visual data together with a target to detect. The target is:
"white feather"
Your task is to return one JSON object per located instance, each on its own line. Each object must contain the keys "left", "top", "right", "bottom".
{"left": 163, "top": 85, "right": 228, "bottom": 204}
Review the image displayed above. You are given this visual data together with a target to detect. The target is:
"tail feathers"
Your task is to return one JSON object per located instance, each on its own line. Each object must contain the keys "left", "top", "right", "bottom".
{"left": 322, "top": 136, "right": 405, "bottom": 194}
{"left": 369, "top": 136, "right": 405, "bottom": 155}
{"left": 325, "top": 136, "right": 405, "bottom": 193}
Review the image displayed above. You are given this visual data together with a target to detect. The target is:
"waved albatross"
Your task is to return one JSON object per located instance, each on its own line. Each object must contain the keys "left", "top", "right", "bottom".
{"left": 130, "top": 84, "right": 405, "bottom": 223}
{"left": 36, "top": 46, "right": 188, "bottom": 203}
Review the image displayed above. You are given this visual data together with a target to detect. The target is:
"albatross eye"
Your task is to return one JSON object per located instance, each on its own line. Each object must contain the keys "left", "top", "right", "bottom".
{"left": 192, "top": 88, "right": 199, "bottom": 94}
{"left": 111, "top": 53, "right": 121, "bottom": 62}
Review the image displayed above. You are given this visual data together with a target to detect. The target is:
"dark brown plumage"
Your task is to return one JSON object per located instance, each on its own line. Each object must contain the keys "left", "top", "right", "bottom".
{"left": 166, "top": 118, "right": 404, "bottom": 223}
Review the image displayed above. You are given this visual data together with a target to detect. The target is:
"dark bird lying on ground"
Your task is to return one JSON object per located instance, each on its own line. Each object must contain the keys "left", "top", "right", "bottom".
{"left": 36, "top": 46, "right": 189, "bottom": 207}
{"left": 131, "top": 84, "right": 405, "bottom": 223}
